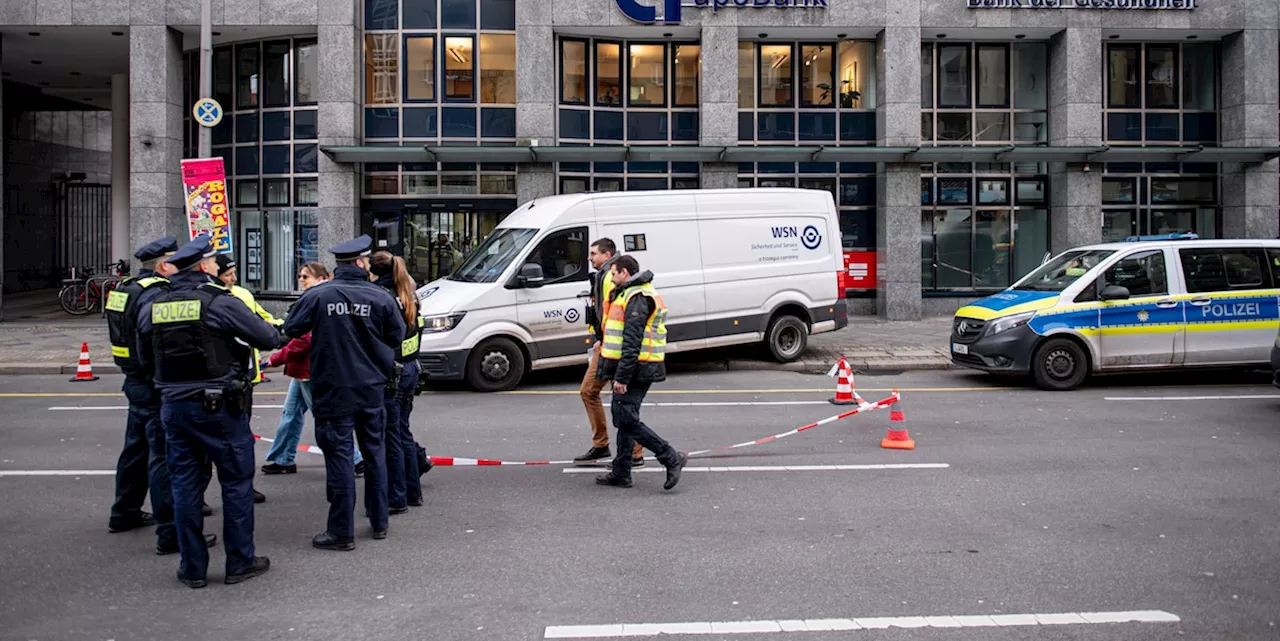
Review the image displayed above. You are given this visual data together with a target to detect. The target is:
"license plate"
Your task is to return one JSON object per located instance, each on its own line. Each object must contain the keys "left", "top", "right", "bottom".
{"left": 952, "top": 342, "right": 968, "bottom": 355}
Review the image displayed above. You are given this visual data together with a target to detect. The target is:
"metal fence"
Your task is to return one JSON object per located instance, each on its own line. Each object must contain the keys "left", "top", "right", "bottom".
{"left": 55, "top": 183, "right": 112, "bottom": 277}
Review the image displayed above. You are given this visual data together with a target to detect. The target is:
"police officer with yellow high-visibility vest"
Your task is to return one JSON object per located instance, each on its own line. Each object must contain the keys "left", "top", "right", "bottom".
{"left": 138, "top": 234, "right": 281, "bottom": 588}
{"left": 592, "top": 255, "right": 688, "bottom": 491}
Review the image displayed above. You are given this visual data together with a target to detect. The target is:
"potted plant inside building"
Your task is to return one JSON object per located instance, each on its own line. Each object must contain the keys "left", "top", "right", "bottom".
{"left": 818, "top": 83, "right": 861, "bottom": 108}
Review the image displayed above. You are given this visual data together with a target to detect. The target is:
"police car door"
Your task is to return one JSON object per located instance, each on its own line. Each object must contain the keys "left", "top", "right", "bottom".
{"left": 1177, "top": 246, "right": 1280, "bottom": 364}
{"left": 1097, "top": 247, "right": 1183, "bottom": 367}
{"left": 513, "top": 226, "right": 594, "bottom": 364}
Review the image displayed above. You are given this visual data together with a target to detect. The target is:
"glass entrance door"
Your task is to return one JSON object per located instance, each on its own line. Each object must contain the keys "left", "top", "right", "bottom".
{"left": 362, "top": 202, "right": 515, "bottom": 286}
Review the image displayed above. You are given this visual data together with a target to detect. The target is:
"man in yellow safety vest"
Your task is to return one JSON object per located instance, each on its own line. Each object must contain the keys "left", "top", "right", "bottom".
{"left": 592, "top": 254, "right": 688, "bottom": 491}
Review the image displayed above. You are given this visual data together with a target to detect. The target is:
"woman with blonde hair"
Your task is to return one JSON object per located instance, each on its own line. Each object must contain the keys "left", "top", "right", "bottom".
{"left": 369, "top": 251, "right": 425, "bottom": 510}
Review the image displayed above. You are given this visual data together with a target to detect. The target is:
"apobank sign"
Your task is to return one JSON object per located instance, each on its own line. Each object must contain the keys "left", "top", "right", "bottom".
{"left": 616, "top": 0, "right": 827, "bottom": 24}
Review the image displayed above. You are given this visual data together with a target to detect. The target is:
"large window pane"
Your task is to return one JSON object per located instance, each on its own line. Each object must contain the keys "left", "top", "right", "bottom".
{"left": 934, "top": 209, "right": 973, "bottom": 288}
{"left": 920, "top": 45, "right": 933, "bottom": 109}
{"left": 236, "top": 44, "right": 259, "bottom": 109}
{"left": 837, "top": 41, "right": 875, "bottom": 108}
{"left": 1182, "top": 43, "right": 1216, "bottom": 111}
{"left": 1146, "top": 45, "right": 1177, "bottom": 109}
{"left": 295, "top": 40, "right": 317, "bottom": 104}
{"left": 1107, "top": 46, "right": 1139, "bottom": 108}
{"left": 1014, "top": 112, "right": 1047, "bottom": 142}
{"left": 938, "top": 46, "right": 970, "bottom": 108}
{"left": 975, "top": 210, "right": 1011, "bottom": 288}
{"left": 597, "top": 43, "right": 622, "bottom": 106}
{"left": 674, "top": 44, "right": 699, "bottom": 106}
{"left": 937, "top": 113, "right": 972, "bottom": 142}
{"left": 366, "top": 0, "right": 398, "bottom": 30}
{"left": 921, "top": 211, "right": 935, "bottom": 289}
{"left": 975, "top": 112, "right": 1010, "bottom": 141}
{"left": 738, "top": 41, "right": 754, "bottom": 108}
{"left": 214, "top": 48, "right": 233, "bottom": 107}
{"left": 263, "top": 41, "right": 291, "bottom": 107}
{"left": 800, "top": 45, "right": 834, "bottom": 107}
{"left": 1012, "top": 208, "right": 1049, "bottom": 282}
{"left": 479, "top": 34, "right": 515, "bottom": 103}
{"left": 562, "top": 40, "right": 587, "bottom": 104}
{"left": 760, "top": 44, "right": 793, "bottom": 107}
{"left": 444, "top": 36, "right": 475, "bottom": 101}
{"left": 403, "top": 0, "right": 436, "bottom": 29}
{"left": 406, "top": 36, "right": 436, "bottom": 101}
{"left": 480, "top": 0, "right": 516, "bottom": 30}
{"left": 365, "top": 34, "right": 399, "bottom": 104}
{"left": 1013, "top": 43, "right": 1046, "bottom": 110}
{"left": 441, "top": 0, "right": 476, "bottom": 28}
{"left": 976, "top": 45, "right": 1008, "bottom": 107}
{"left": 629, "top": 44, "right": 665, "bottom": 106}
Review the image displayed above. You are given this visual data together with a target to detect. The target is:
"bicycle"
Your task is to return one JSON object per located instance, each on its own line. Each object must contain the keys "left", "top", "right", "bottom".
{"left": 58, "top": 262, "right": 127, "bottom": 316}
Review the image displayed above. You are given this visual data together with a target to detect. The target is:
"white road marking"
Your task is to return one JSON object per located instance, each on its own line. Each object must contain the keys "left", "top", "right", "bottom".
{"left": 49, "top": 405, "right": 286, "bottom": 411}
{"left": 0, "top": 470, "right": 115, "bottom": 476}
{"left": 562, "top": 463, "right": 950, "bottom": 475}
{"left": 543, "top": 610, "right": 1180, "bottom": 638}
{"left": 1104, "top": 394, "right": 1280, "bottom": 401}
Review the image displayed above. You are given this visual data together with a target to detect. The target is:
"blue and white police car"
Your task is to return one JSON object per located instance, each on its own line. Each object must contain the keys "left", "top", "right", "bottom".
{"left": 949, "top": 233, "right": 1280, "bottom": 390}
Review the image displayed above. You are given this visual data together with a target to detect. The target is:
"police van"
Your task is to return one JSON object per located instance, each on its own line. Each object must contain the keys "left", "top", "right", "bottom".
{"left": 950, "top": 234, "right": 1280, "bottom": 390}
{"left": 414, "top": 188, "right": 848, "bottom": 391}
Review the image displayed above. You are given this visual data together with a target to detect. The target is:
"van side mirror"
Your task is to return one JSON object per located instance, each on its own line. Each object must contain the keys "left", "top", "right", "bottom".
{"left": 517, "top": 263, "right": 545, "bottom": 289}
{"left": 1100, "top": 285, "right": 1131, "bottom": 301}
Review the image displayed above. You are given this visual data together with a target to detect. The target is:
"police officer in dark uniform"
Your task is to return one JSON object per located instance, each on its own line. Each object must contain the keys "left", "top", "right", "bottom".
{"left": 138, "top": 234, "right": 280, "bottom": 588}
{"left": 106, "top": 236, "right": 176, "bottom": 536}
{"left": 282, "top": 235, "right": 405, "bottom": 551}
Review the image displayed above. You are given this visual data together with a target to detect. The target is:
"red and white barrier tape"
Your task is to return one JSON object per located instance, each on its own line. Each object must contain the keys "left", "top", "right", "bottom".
{"left": 251, "top": 391, "right": 900, "bottom": 468}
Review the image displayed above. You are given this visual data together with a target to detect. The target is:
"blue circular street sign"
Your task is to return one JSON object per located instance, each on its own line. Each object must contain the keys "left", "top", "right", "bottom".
{"left": 193, "top": 98, "right": 223, "bottom": 128}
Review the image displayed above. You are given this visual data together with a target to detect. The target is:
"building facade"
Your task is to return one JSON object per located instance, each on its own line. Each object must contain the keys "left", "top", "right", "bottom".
{"left": 1, "top": 0, "right": 1276, "bottom": 318}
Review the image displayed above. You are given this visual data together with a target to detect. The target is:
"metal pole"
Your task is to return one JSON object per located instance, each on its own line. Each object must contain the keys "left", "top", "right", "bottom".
{"left": 197, "top": 0, "right": 212, "bottom": 159}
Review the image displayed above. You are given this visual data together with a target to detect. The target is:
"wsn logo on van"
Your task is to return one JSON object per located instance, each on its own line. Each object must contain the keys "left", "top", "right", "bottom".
{"left": 770, "top": 225, "right": 823, "bottom": 250}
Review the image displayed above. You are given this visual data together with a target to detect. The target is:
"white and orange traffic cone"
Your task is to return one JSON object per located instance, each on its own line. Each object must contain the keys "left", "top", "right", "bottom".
{"left": 829, "top": 357, "right": 863, "bottom": 405}
{"left": 69, "top": 342, "right": 99, "bottom": 382}
{"left": 880, "top": 390, "right": 915, "bottom": 450}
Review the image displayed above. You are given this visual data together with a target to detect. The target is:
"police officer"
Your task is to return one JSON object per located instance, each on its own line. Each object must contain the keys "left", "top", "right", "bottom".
{"left": 138, "top": 234, "right": 280, "bottom": 588}
{"left": 106, "top": 236, "right": 176, "bottom": 536}
{"left": 282, "top": 235, "right": 405, "bottom": 551}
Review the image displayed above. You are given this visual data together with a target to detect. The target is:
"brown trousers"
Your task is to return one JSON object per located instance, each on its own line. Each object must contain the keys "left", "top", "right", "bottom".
{"left": 581, "top": 343, "right": 643, "bottom": 457}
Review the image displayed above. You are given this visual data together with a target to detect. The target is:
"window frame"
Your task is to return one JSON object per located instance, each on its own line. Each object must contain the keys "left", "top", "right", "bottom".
{"left": 513, "top": 225, "right": 592, "bottom": 287}
{"left": 595, "top": 41, "right": 624, "bottom": 107}
{"left": 758, "top": 42, "right": 796, "bottom": 108}
{"left": 235, "top": 43, "right": 260, "bottom": 110}
{"left": 627, "top": 42, "right": 668, "bottom": 108}
{"left": 403, "top": 34, "right": 438, "bottom": 104}
{"left": 262, "top": 39, "right": 293, "bottom": 109}
{"left": 799, "top": 42, "right": 835, "bottom": 108}
{"left": 442, "top": 33, "right": 477, "bottom": 103}
{"left": 478, "top": 33, "right": 516, "bottom": 104}
{"left": 364, "top": 33, "right": 401, "bottom": 105}
{"left": 560, "top": 37, "right": 590, "bottom": 106}
{"left": 1100, "top": 248, "right": 1168, "bottom": 297}
{"left": 671, "top": 42, "right": 700, "bottom": 108}
{"left": 975, "top": 44, "right": 1010, "bottom": 109}
{"left": 294, "top": 39, "right": 318, "bottom": 106}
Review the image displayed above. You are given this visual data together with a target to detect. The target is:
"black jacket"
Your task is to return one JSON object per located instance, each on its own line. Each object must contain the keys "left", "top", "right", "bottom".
{"left": 595, "top": 270, "right": 666, "bottom": 385}
{"left": 586, "top": 254, "right": 620, "bottom": 343}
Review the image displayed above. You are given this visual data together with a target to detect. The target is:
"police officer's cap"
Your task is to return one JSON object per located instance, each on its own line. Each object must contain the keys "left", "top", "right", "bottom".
{"left": 330, "top": 234, "right": 373, "bottom": 261}
{"left": 168, "top": 234, "right": 217, "bottom": 271}
{"left": 214, "top": 253, "right": 237, "bottom": 276}
{"left": 133, "top": 236, "right": 179, "bottom": 262}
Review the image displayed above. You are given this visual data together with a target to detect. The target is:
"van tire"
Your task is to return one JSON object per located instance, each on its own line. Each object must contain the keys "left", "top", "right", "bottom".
{"left": 765, "top": 315, "right": 808, "bottom": 363}
{"left": 466, "top": 337, "right": 525, "bottom": 392}
{"left": 1031, "top": 337, "right": 1088, "bottom": 391}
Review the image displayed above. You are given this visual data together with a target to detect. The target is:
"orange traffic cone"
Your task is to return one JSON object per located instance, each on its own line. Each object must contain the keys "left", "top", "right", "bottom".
{"left": 69, "top": 342, "right": 99, "bottom": 382}
{"left": 828, "top": 357, "right": 859, "bottom": 405}
{"left": 880, "top": 391, "right": 915, "bottom": 450}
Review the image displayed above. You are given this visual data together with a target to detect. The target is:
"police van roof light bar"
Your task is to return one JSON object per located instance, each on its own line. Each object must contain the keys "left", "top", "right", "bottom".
{"left": 1123, "top": 232, "right": 1199, "bottom": 242}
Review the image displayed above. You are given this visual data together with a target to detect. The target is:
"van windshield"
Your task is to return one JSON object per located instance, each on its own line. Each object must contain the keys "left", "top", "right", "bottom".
{"left": 1012, "top": 249, "right": 1116, "bottom": 292}
{"left": 448, "top": 228, "right": 538, "bottom": 283}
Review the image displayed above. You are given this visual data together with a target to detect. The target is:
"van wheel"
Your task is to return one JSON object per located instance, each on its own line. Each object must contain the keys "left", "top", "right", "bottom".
{"left": 765, "top": 315, "right": 808, "bottom": 363}
{"left": 466, "top": 338, "right": 525, "bottom": 392}
{"left": 1031, "top": 338, "right": 1088, "bottom": 391}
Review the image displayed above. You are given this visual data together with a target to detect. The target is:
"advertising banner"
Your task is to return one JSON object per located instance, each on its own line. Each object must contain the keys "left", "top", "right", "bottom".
{"left": 843, "top": 251, "right": 877, "bottom": 290}
{"left": 181, "top": 157, "right": 232, "bottom": 254}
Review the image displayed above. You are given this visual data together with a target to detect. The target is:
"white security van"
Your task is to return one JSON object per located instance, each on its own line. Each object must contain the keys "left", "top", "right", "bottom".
{"left": 414, "top": 188, "right": 849, "bottom": 391}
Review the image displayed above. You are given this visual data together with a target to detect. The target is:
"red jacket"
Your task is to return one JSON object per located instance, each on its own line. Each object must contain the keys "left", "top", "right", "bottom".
{"left": 268, "top": 333, "right": 311, "bottom": 380}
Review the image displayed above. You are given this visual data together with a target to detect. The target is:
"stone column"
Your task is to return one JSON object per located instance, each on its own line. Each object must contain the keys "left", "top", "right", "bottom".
{"left": 515, "top": 0, "right": 555, "bottom": 202}
{"left": 129, "top": 26, "right": 186, "bottom": 252}
{"left": 111, "top": 73, "right": 130, "bottom": 264}
{"left": 1047, "top": 27, "right": 1102, "bottom": 253}
{"left": 875, "top": 25, "right": 922, "bottom": 320}
{"left": 317, "top": 9, "right": 361, "bottom": 254}
{"left": 1220, "top": 28, "right": 1278, "bottom": 239}
{"left": 699, "top": 24, "right": 738, "bottom": 190}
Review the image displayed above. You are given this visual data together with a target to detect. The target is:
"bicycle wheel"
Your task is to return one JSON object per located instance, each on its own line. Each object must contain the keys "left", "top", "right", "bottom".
{"left": 59, "top": 283, "right": 92, "bottom": 315}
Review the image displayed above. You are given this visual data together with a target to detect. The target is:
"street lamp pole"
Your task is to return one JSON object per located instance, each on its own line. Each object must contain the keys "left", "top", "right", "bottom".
{"left": 197, "top": 0, "right": 212, "bottom": 159}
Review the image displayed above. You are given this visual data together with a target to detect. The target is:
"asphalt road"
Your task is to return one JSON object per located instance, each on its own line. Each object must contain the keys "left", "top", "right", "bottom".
{"left": 1, "top": 367, "right": 1278, "bottom": 641}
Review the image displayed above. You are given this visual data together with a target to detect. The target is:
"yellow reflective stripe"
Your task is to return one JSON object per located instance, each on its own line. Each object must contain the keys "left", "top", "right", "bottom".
{"left": 111, "top": 345, "right": 131, "bottom": 358}
{"left": 151, "top": 300, "right": 201, "bottom": 324}
{"left": 105, "top": 290, "right": 129, "bottom": 313}
{"left": 401, "top": 333, "right": 420, "bottom": 357}
{"left": 139, "top": 276, "right": 168, "bottom": 288}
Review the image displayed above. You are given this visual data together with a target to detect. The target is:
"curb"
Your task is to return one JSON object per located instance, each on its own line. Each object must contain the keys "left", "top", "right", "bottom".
{"left": 0, "top": 364, "right": 123, "bottom": 375}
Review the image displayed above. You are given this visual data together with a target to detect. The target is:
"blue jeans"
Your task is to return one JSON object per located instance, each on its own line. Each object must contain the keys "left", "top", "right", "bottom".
{"left": 265, "top": 380, "right": 312, "bottom": 466}
{"left": 315, "top": 408, "right": 387, "bottom": 538}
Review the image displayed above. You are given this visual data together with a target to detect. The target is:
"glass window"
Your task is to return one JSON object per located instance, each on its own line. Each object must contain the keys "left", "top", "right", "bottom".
{"left": 1180, "top": 248, "right": 1270, "bottom": 293}
{"left": 481, "top": 174, "right": 516, "bottom": 194}
{"left": 1012, "top": 208, "right": 1049, "bottom": 282}
{"left": 628, "top": 112, "right": 668, "bottom": 141}
{"left": 441, "top": 0, "right": 476, "bottom": 28}
{"left": 837, "top": 41, "right": 875, "bottom": 108}
{"left": 920, "top": 45, "right": 933, "bottom": 109}
{"left": 976, "top": 45, "right": 1008, "bottom": 107}
{"left": 760, "top": 44, "right": 793, "bottom": 107}
{"left": 441, "top": 107, "right": 477, "bottom": 137}
{"left": 481, "top": 107, "right": 515, "bottom": 137}
{"left": 561, "top": 177, "right": 588, "bottom": 194}
{"left": 1016, "top": 249, "right": 1115, "bottom": 292}
{"left": 1182, "top": 43, "right": 1216, "bottom": 111}
{"left": 214, "top": 47, "right": 233, "bottom": 107}
{"left": 366, "top": 0, "right": 399, "bottom": 30}
{"left": 235, "top": 146, "right": 259, "bottom": 176}
{"left": 295, "top": 178, "right": 318, "bottom": 206}
{"left": 596, "top": 43, "right": 622, "bottom": 106}
{"left": 365, "top": 174, "right": 399, "bottom": 195}
{"left": 937, "top": 113, "right": 972, "bottom": 142}
{"left": 1107, "top": 112, "right": 1142, "bottom": 141}
{"left": 263, "top": 41, "right": 290, "bottom": 108}
{"left": 479, "top": 34, "right": 515, "bottom": 104}
{"left": 403, "top": 0, "right": 436, "bottom": 29}
{"left": 294, "top": 144, "right": 318, "bottom": 173}
{"left": 444, "top": 37, "right": 475, "bottom": 101}
{"left": 1107, "top": 46, "right": 1140, "bottom": 108}
{"left": 1016, "top": 179, "right": 1046, "bottom": 203}
{"left": 250, "top": 210, "right": 319, "bottom": 292}
{"left": 480, "top": 0, "right": 516, "bottom": 30}
{"left": 975, "top": 112, "right": 1010, "bottom": 141}
{"left": 1102, "top": 249, "right": 1167, "bottom": 297}
{"left": 263, "top": 145, "right": 290, "bottom": 174}
{"left": 838, "top": 210, "right": 874, "bottom": 250}
{"left": 236, "top": 112, "right": 259, "bottom": 143}
{"left": 978, "top": 179, "right": 1009, "bottom": 204}
{"left": 450, "top": 227, "right": 537, "bottom": 283}
{"left": 1146, "top": 45, "right": 1177, "bottom": 109}
{"left": 934, "top": 209, "right": 973, "bottom": 288}
{"left": 629, "top": 44, "right": 665, "bottom": 106}
{"left": 674, "top": 44, "right": 699, "bottom": 107}
{"left": 1102, "top": 178, "right": 1136, "bottom": 204}
{"left": 263, "top": 178, "right": 289, "bottom": 206}
{"left": 562, "top": 40, "right": 588, "bottom": 104}
{"left": 1014, "top": 112, "right": 1047, "bottom": 142}
{"left": 800, "top": 45, "right": 834, "bottom": 107}
{"left": 236, "top": 179, "right": 259, "bottom": 207}
{"left": 365, "top": 107, "right": 399, "bottom": 137}
{"left": 365, "top": 34, "right": 399, "bottom": 104}
{"left": 406, "top": 36, "right": 436, "bottom": 101}
{"left": 294, "top": 109, "right": 317, "bottom": 139}
{"left": 974, "top": 210, "right": 1012, "bottom": 288}
{"left": 938, "top": 46, "right": 970, "bottom": 108}
{"left": 1013, "top": 43, "right": 1046, "bottom": 110}
{"left": 738, "top": 41, "right": 754, "bottom": 108}
{"left": 442, "top": 174, "right": 477, "bottom": 193}
{"left": 595, "top": 178, "right": 622, "bottom": 192}
{"left": 235, "top": 44, "right": 259, "bottom": 109}
{"left": 295, "top": 40, "right": 317, "bottom": 104}
{"left": 937, "top": 178, "right": 970, "bottom": 205}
